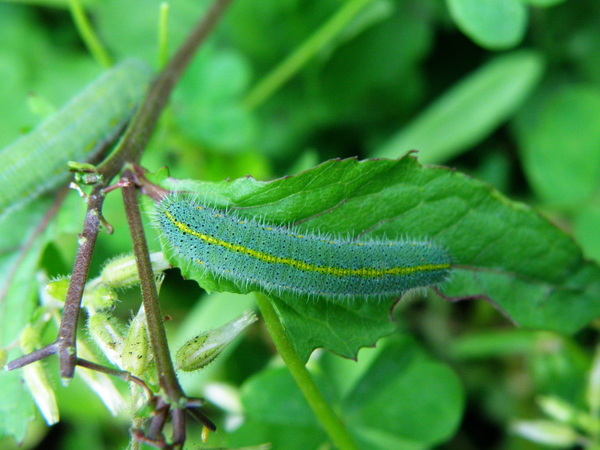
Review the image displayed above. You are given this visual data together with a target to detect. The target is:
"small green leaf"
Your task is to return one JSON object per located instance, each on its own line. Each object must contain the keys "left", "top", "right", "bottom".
{"left": 269, "top": 294, "right": 396, "bottom": 362}
{"left": 514, "top": 85, "right": 600, "bottom": 208}
{"left": 447, "top": 0, "right": 528, "bottom": 50}
{"left": 343, "top": 336, "right": 463, "bottom": 447}
{"left": 374, "top": 51, "right": 544, "bottom": 163}
{"left": 241, "top": 366, "right": 336, "bottom": 426}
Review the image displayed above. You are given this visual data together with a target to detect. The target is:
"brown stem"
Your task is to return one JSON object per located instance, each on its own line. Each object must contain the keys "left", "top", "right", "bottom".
{"left": 57, "top": 189, "right": 106, "bottom": 380}
{"left": 121, "top": 172, "right": 182, "bottom": 400}
{"left": 76, "top": 357, "right": 154, "bottom": 400}
{"left": 97, "top": 0, "right": 235, "bottom": 175}
{"left": 6, "top": 0, "right": 236, "bottom": 383}
{"left": 4, "top": 185, "right": 106, "bottom": 378}
{"left": 5, "top": 343, "right": 57, "bottom": 370}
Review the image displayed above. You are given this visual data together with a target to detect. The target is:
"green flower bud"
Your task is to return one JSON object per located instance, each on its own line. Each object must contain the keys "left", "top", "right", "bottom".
{"left": 44, "top": 277, "right": 70, "bottom": 304}
{"left": 101, "top": 252, "right": 170, "bottom": 289}
{"left": 176, "top": 310, "right": 257, "bottom": 372}
{"left": 46, "top": 275, "right": 119, "bottom": 312}
{"left": 87, "top": 312, "right": 125, "bottom": 366}
{"left": 122, "top": 306, "right": 151, "bottom": 377}
{"left": 83, "top": 282, "right": 118, "bottom": 311}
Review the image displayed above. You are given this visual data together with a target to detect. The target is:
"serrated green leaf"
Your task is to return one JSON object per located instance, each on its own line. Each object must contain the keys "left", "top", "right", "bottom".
{"left": 446, "top": 0, "right": 528, "bottom": 50}
{"left": 374, "top": 51, "right": 544, "bottom": 163}
{"left": 269, "top": 294, "right": 396, "bottom": 362}
{"left": 152, "top": 155, "right": 600, "bottom": 360}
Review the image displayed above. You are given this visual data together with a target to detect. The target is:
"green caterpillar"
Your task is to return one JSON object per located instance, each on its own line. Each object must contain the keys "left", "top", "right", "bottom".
{"left": 0, "top": 59, "right": 152, "bottom": 219}
{"left": 155, "top": 193, "right": 452, "bottom": 300}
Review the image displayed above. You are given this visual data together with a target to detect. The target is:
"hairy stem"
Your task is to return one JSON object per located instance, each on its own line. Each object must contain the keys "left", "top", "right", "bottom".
{"left": 121, "top": 171, "right": 182, "bottom": 401}
{"left": 56, "top": 188, "right": 105, "bottom": 380}
{"left": 256, "top": 293, "right": 359, "bottom": 450}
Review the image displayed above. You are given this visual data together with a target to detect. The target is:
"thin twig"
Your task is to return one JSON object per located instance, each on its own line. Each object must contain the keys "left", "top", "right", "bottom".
{"left": 76, "top": 357, "right": 155, "bottom": 400}
{"left": 56, "top": 188, "right": 106, "bottom": 380}
{"left": 121, "top": 172, "right": 181, "bottom": 399}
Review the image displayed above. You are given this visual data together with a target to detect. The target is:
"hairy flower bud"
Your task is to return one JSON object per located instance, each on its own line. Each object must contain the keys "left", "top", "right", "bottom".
{"left": 122, "top": 305, "right": 152, "bottom": 377}
{"left": 101, "top": 252, "right": 170, "bottom": 289}
{"left": 87, "top": 312, "right": 125, "bottom": 366}
{"left": 176, "top": 310, "right": 257, "bottom": 372}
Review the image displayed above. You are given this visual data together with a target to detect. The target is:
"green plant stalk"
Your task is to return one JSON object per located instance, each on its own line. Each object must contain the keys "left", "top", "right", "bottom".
{"left": 158, "top": 2, "right": 170, "bottom": 69}
{"left": 243, "top": 0, "right": 374, "bottom": 109}
{"left": 68, "top": 0, "right": 112, "bottom": 68}
{"left": 255, "top": 293, "right": 358, "bottom": 450}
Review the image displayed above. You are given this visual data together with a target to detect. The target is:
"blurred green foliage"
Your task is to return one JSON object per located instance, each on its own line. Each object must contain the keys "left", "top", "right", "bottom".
{"left": 1, "top": 0, "right": 600, "bottom": 449}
